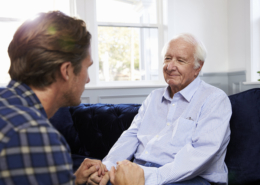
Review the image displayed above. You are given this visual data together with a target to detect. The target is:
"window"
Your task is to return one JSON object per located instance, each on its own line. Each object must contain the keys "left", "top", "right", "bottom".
{"left": 0, "top": 0, "right": 167, "bottom": 87}
{"left": 95, "top": 0, "right": 164, "bottom": 83}
{"left": 0, "top": 0, "right": 71, "bottom": 87}
{"left": 250, "top": 0, "right": 260, "bottom": 82}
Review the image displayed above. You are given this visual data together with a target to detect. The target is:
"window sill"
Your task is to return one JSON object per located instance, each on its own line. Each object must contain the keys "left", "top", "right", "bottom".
{"left": 0, "top": 83, "right": 168, "bottom": 89}
{"left": 243, "top": 81, "right": 260, "bottom": 85}
{"left": 84, "top": 83, "right": 167, "bottom": 90}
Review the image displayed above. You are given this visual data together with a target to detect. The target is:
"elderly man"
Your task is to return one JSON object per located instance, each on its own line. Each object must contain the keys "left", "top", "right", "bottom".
{"left": 0, "top": 11, "right": 140, "bottom": 185}
{"left": 100, "top": 33, "right": 231, "bottom": 185}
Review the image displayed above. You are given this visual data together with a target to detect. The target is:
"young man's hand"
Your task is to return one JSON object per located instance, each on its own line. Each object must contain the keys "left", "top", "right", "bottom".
{"left": 74, "top": 158, "right": 108, "bottom": 185}
{"left": 109, "top": 160, "right": 145, "bottom": 185}
{"left": 87, "top": 171, "right": 109, "bottom": 185}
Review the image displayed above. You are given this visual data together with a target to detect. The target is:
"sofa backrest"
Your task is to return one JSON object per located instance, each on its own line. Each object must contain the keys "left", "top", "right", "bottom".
{"left": 225, "top": 88, "right": 260, "bottom": 185}
{"left": 49, "top": 107, "right": 81, "bottom": 154}
{"left": 69, "top": 103, "right": 141, "bottom": 159}
{"left": 65, "top": 88, "right": 260, "bottom": 184}
{"left": 3, "top": 84, "right": 260, "bottom": 184}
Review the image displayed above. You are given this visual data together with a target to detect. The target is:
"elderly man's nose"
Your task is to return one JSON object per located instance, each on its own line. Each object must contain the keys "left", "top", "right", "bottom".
{"left": 167, "top": 62, "right": 177, "bottom": 70}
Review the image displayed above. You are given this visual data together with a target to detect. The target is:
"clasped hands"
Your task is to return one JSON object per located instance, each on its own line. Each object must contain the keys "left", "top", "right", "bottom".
{"left": 74, "top": 158, "right": 144, "bottom": 185}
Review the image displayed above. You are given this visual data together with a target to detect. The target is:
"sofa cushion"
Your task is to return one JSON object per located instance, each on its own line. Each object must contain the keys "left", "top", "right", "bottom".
{"left": 226, "top": 88, "right": 260, "bottom": 185}
{"left": 49, "top": 107, "right": 81, "bottom": 155}
{"left": 70, "top": 103, "right": 141, "bottom": 159}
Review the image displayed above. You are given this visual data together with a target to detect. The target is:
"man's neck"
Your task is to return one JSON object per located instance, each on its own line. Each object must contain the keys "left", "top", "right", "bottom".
{"left": 169, "top": 87, "right": 180, "bottom": 98}
{"left": 30, "top": 84, "right": 62, "bottom": 119}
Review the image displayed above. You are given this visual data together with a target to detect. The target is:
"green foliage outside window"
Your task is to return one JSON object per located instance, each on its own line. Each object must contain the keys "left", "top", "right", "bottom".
{"left": 98, "top": 26, "right": 140, "bottom": 81}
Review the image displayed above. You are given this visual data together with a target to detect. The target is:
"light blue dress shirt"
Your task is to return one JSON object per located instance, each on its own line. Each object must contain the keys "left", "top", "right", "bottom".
{"left": 103, "top": 77, "right": 232, "bottom": 185}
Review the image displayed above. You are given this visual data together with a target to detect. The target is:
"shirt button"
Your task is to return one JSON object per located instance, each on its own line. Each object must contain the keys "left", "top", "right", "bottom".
{"left": 156, "top": 135, "right": 159, "bottom": 138}
{"left": 172, "top": 104, "right": 175, "bottom": 106}
{"left": 167, "top": 123, "right": 170, "bottom": 126}
{"left": 145, "top": 151, "right": 148, "bottom": 154}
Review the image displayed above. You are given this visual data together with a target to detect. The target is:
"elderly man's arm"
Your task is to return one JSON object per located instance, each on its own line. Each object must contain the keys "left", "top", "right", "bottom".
{"left": 102, "top": 93, "right": 152, "bottom": 171}
{"left": 109, "top": 160, "right": 145, "bottom": 185}
{"left": 139, "top": 92, "right": 232, "bottom": 185}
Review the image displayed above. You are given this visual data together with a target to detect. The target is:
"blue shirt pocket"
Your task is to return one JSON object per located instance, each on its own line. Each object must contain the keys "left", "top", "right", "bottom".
{"left": 171, "top": 117, "right": 195, "bottom": 149}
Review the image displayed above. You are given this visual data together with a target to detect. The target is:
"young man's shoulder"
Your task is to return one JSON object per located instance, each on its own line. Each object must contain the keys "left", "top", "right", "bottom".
{"left": 0, "top": 88, "right": 56, "bottom": 144}
{"left": 0, "top": 103, "right": 49, "bottom": 129}
{"left": 0, "top": 104, "right": 73, "bottom": 185}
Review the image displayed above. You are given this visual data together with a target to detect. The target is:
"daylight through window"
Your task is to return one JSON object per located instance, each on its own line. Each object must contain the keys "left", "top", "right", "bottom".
{"left": 96, "top": 0, "right": 159, "bottom": 82}
{"left": 0, "top": 0, "right": 70, "bottom": 87}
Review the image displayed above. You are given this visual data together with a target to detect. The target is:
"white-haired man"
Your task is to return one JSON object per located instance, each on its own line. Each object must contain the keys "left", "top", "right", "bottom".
{"left": 89, "top": 33, "right": 231, "bottom": 185}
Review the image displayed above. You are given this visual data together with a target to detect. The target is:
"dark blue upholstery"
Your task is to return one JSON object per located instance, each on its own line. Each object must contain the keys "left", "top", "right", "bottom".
{"left": 69, "top": 103, "right": 141, "bottom": 159}
{"left": 49, "top": 107, "right": 81, "bottom": 155}
{"left": 50, "top": 88, "right": 260, "bottom": 184}
{"left": 225, "top": 88, "right": 260, "bottom": 185}
{"left": 2, "top": 85, "right": 260, "bottom": 184}
{"left": 49, "top": 103, "right": 140, "bottom": 172}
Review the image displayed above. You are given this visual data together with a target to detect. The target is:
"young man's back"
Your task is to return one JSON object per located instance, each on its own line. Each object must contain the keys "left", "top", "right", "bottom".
{"left": 0, "top": 81, "right": 74, "bottom": 184}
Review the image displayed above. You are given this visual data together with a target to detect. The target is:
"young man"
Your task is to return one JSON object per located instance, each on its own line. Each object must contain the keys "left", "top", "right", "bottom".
{"left": 0, "top": 11, "right": 109, "bottom": 185}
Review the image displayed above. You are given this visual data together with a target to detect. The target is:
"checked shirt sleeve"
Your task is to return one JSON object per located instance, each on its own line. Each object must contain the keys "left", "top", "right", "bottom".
{"left": 0, "top": 124, "right": 75, "bottom": 185}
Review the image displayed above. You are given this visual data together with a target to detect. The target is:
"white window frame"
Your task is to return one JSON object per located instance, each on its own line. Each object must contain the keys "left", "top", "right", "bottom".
{"left": 249, "top": 0, "right": 260, "bottom": 82}
{"left": 0, "top": 17, "right": 21, "bottom": 87}
{"left": 243, "top": 0, "right": 260, "bottom": 83}
{"left": 76, "top": 0, "right": 168, "bottom": 88}
{"left": 0, "top": 0, "right": 73, "bottom": 87}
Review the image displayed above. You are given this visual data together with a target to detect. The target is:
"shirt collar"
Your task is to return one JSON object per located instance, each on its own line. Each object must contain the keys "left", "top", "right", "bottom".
{"left": 7, "top": 80, "right": 47, "bottom": 118}
{"left": 162, "top": 86, "right": 172, "bottom": 102}
{"left": 162, "top": 76, "right": 201, "bottom": 103}
{"left": 179, "top": 76, "right": 201, "bottom": 102}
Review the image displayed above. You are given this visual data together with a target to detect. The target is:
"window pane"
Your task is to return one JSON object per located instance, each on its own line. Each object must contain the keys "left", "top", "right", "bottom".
{"left": 0, "top": 21, "right": 21, "bottom": 86}
{"left": 98, "top": 26, "right": 158, "bottom": 82}
{"left": 0, "top": 0, "right": 70, "bottom": 19}
{"left": 0, "top": 0, "right": 70, "bottom": 86}
{"left": 251, "top": 0, "right": 260, "bottom": 81}
{"left": 96, "top": 0, "right": 157, "bottom": 24}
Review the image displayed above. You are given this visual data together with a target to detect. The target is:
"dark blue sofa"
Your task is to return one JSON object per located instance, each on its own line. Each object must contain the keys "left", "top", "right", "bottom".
{"left": 49, "top": 103, "right": 141, "bottom": 172}
{"left": 49, "top": 88, "right": 260, "bottom": 185}
{"left": 1, "top": 87, "right": 260, "bottom": 184}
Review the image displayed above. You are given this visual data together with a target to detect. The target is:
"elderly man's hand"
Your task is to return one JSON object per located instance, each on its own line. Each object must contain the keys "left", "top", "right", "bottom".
{"left": 109, "top": 160, "right": 145, "bottom": 185}
{"left": 74, "top": 158, "right": 108, "bottom": 185}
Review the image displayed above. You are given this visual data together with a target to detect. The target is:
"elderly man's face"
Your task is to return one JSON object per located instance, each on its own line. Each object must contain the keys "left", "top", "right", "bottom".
{"left": 163, "top": 38, "right": 202, "bottom": 95}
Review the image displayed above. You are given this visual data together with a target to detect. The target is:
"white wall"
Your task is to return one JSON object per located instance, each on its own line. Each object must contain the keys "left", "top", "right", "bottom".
{"left": 167, "top": 0, "right": 229, "bottom": 73}
{"left": 77, "top": 0, "right": 258, "bottom": 103}
{"left": 78, "top": 0, "right": 251, "bottom": 79}
{"left": 227, "top": 0, "right": 250, "bottom": 74}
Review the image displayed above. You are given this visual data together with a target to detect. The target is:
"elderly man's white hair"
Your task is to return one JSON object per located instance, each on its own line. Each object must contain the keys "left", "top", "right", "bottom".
{"left": 161, "top": 33, "right": 207, "bottom": 69}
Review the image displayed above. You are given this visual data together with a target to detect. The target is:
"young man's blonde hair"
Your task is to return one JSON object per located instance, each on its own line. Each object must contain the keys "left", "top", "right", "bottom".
{"left": 8, "top": 11, "right": 91, "bottom": 88}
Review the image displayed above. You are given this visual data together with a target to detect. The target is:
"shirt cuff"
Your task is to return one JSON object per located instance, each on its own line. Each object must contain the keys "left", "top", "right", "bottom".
{"left": 102, "top": 161, "right": 116, "bottom": 171}
{"left": 138, "top": 165, "right": 159, "bottom": 185}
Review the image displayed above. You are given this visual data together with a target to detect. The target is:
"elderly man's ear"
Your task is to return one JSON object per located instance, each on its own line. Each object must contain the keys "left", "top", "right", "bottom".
{"left": 195, "top": 61, "right": 204, "bottom": 77}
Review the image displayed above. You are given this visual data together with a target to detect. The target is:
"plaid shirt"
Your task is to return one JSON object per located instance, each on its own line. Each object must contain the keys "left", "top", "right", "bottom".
{"left": 0, "top": 80, "right": 75, "bottom": 185}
